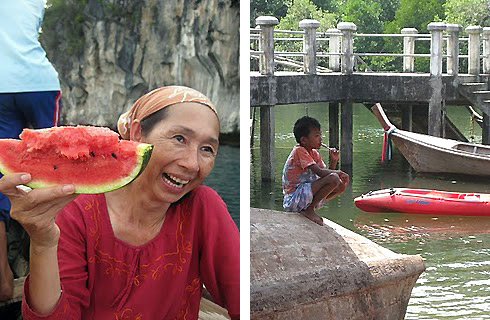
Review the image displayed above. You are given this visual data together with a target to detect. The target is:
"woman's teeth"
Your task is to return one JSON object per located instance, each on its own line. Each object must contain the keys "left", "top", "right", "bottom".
{"left": 163, "top": 173, "right": 190, "bottom": 188}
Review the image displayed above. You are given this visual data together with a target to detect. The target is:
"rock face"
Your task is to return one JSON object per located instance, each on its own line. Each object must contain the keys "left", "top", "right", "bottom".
{"left": 42, "top": 0, "right": 239, "bottom": 134}
{"left": 250, "top": 208, "right": 426, "bottom": 320}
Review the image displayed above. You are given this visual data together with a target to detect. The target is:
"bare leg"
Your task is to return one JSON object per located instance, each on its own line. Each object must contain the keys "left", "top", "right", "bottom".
{"left": 0, "top": 221, "right": 13, "bottom": 301}
{"left": 301, "top": 174, "right": 342, "bottom": 225}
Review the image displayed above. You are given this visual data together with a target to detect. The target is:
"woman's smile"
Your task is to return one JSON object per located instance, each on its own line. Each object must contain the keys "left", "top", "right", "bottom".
{"left": 161, "top": 172, "right": 191, "bottom": 192}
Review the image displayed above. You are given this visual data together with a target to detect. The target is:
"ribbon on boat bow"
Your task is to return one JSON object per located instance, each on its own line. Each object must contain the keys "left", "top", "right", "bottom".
{"left": 381, "top": 126, "right": 396, "bottom": 162}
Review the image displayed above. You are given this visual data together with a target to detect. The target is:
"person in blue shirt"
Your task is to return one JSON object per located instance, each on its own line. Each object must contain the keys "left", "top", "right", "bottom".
{"left": 0, "top": 0, "right": 62, "bottom": 301}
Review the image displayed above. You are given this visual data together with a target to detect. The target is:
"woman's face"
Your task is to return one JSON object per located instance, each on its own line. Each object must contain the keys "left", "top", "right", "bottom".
{"left": 137, "top": 102, "right": 219, "bottom": 204}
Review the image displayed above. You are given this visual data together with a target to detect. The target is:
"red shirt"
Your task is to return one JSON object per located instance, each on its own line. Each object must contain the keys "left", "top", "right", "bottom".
{"left": 282, "top": 145, "right": 326, "bottom": 194}
{"left": 22, "top": 186, "right": 240, "bottom": 319}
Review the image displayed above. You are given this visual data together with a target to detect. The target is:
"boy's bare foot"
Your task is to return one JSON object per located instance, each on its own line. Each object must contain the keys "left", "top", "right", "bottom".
{"left": 300, "top": 209, "right": 324, "bottom": 226}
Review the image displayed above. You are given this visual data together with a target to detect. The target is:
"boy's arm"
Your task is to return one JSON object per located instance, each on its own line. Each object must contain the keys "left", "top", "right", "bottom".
{"left": 329, "top": 151, "right": 339, "bottom": 170}
{"left": 309, "top": 164, "right": 350, "bottom": 185}
{"left": 309, "top": 164, "right": 337, "bottom": 177}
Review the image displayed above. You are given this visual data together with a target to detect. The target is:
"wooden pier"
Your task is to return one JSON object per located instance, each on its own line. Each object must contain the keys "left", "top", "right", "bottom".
{"left": 250, "top": 17, "right": 490, "bottom": 181}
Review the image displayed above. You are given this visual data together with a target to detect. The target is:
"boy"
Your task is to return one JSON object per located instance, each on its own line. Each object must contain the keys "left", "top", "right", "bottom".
{"left": 282, "top": 116, "right": 350, "bottom": 225}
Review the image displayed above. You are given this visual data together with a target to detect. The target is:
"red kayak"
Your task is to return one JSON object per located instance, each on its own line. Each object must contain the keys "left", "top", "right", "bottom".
{"left": 354, "top": 188, "right": 490, "bottom": 216}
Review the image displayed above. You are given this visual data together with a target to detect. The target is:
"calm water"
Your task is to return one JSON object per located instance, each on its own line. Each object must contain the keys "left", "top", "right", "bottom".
{"left": 251, "top": 103, "right": 490, "bottom": 319}
{"left": 204, "top": 144, "right": 240, "bottom": 228}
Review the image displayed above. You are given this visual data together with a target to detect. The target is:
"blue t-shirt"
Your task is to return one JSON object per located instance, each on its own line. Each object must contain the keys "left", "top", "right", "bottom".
{"left": 0, "top": 0, "right": 60, "bottom": 93}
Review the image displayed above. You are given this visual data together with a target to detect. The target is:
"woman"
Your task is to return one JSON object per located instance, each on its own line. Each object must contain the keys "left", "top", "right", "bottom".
{"left": 0, "top": 86, "right": 240, "bottom": 319}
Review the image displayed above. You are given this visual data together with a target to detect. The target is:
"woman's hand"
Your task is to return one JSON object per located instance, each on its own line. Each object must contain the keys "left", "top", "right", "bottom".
{"left": 0, "top": 173, "right": 77, "bottom": 248}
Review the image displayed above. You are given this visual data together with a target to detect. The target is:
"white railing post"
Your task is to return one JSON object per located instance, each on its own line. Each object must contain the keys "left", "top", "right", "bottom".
{"left": 256, "top": 16, "right": 279, "bottom": 76}
{"left": 402, "top": 28, "right": 418, "bottom": 72}
{"left": 427, "top": 22, "right": 446, "bottom": 76}
{"left": 337, "top": 22, "right": 357, "bottom": 74}
{"left": 482, "top": 27, "right": 490, "bottom": 74}
{"left": 328, "top": 28, "right": 341, "bottom": 72}
{"left": 299, "top": 19, "right": 320, "bottom": 75}
{"left": 446, "top": 24, "right": 462, "bottom": 75}
{"left": 466, "top": 26, "right": 482, "bottom": 75}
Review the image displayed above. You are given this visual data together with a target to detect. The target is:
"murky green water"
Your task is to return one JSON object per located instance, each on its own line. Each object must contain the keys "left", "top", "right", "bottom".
{"left": 204, "top": 145, "right": 240, "bottom": 228}
{"left": 251, "top": 103, "right": 490, "bottom": 319}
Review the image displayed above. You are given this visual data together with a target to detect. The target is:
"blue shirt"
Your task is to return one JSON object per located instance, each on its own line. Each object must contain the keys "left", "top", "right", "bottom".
{"left": 0, "top": 0, "right": 60, "bottom": 93}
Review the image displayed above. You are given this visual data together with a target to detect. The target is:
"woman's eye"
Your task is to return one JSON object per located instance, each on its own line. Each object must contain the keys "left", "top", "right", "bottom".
{"left": 174, "top": 135, "right": 185, "bottom": 143}
{"left": 202, "top": 146, "right": 215, "bottom": 154}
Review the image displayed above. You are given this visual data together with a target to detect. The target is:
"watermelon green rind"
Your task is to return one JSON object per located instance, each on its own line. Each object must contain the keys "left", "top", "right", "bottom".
{"left": 0, "top": 142, "right": 154, "bottom": 194}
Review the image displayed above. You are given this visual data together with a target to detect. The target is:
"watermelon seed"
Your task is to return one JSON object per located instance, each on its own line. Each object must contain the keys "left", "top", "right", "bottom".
{"left": 112, "top": 153, "right": 117, "bottom": 159}
{"left": 53, "top": 165, "right": 57, "bottom": 170}
{"left": 90, "top": 151, "right": 95, "bottom": 157}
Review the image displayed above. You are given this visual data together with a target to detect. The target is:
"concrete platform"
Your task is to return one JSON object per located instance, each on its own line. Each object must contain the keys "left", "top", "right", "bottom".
{"left": 250, "top": 208, "right": 425, "bottom": 320}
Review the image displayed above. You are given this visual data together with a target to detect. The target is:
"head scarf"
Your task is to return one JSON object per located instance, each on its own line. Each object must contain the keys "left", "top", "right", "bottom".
{"left": 117, "top": 86, "right": 218, "bottom": 140}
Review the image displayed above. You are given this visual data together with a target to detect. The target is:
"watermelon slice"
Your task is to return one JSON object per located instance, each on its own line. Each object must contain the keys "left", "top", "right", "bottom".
{"left": 0, "top": 126, "right": 153, "bottom": 194}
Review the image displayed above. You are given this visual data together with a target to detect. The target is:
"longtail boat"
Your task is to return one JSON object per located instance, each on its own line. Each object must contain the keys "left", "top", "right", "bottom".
{"left": 355, "top": 188, "right": 490, "bottom": 216}
{"left": 371, "top": 103, "right": 490, "bottom": 176}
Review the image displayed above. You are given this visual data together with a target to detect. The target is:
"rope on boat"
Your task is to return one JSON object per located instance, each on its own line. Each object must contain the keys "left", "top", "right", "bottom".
{"left": 381, "top": 126, "right": 396, "bottom": 162}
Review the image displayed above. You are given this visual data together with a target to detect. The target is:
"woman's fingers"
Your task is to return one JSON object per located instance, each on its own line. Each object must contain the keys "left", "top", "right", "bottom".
{"left": 0, "top": 173, "right": 32, "bottom": 197}
{"left": 22, "top": 184, "right": 75, "bottom": 207}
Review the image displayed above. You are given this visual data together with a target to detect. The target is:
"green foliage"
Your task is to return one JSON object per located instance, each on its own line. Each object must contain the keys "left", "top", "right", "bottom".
{"left": 251, "top": 0, "right": 292, "bottom": 26}
{"left": 277, "top": 0, "right": 336, "bottom": 31}
{"left": 386, "top": 0, "right": 445, "bottom": 33}
{"left": 42, "top": 0, "right": 88, "bottom": 55}
{"left": 444, "top": 0, "right": 489, "bottom": 26}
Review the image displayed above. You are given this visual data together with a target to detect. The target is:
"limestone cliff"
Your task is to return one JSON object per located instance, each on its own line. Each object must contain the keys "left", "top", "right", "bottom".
{"left": 41, "top": 0, "right": 239, "bottom": 135}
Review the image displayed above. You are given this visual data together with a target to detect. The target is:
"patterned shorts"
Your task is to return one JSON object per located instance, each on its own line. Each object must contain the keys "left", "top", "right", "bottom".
{"left": 283, "top": 182, "right": 326, "bottom": 212}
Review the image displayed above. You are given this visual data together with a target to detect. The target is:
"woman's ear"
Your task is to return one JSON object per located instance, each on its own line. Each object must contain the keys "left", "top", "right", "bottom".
{"left": 130, "top": 119, "right": 142, "bottom": 142}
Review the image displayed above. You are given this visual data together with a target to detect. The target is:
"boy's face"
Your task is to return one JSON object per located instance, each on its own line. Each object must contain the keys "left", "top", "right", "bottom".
{"left": 301, "top": 127, "right": 322, "bottom": 150}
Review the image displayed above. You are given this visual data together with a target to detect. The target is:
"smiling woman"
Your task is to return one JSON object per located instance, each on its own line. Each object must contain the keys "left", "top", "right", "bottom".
{"left": 0, "top": 86, "right": 240, "bottom": 319}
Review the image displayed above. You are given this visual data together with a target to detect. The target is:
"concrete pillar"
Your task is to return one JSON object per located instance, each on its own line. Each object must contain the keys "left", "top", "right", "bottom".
{"left": 402, "top": 28, "right": 418, "bottom": 72}
{"left": 428, "top": 22, "right": 445, "bottom": 76}
{"left": 328, "top": 28, "right": 342, "bottom": 72}
{"left": 256, "top": 16, "right": 279, "bottom": 76}
{"left": 329, "top": 102, "right": 340, "bottom": 149}
{"left": 341, "top": 102, "right": 353, "bottom": 170}
{"left": 402, "top": 106, "right": 413, "bottom": 131}
{"left": 483, "top": 113, "right": 490, "bottom": 145}
{"left": 483, "top": 27, "right": 490, "bottom": 74}
{"left": 260, "top": 106, "right": 275, "bottom": 181}
{"left": 427, "top": 22, "right": 446, "bottom": 137}
{"left": 299, "top": 19, "right": 320, "bottom": 75}
{"left": 446, "top": 24, "right": 462, "bottom": 75}
{"left": 466, "top": 26, "right": 482, "bottom": 75}
{"left": 401, "top": 28, "right": 417, "bottom": 132}
{"left": 337, "top": 22, "right": 357, "bottom": 74}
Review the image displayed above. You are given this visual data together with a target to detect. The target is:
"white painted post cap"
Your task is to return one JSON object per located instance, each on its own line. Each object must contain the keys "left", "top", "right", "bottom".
{"left": 427, "top": 22, "right": 446, "bottom": 31}
{"left": 337, "top": 22, "right": 357, "bottom": 32}
{"left": 445, "top": 24, "right": 462, "bottom": 32}
{"left": 255, "top": 16, "right": 279, "bottom": 26}
{"left": 299, "top": 19, "right": 320, "bottom": 29}
{"left": 483, "top": 27, "right": 490, "bottom": 34}
{"left": 401, "top": 28, "right": 418, "bottom": 34}
{"left": 465, "top": 25, "right": 482, "bottom": 34}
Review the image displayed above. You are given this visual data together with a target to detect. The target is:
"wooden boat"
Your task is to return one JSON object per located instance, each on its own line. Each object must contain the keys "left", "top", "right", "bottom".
{"left": 372, "top": 103, "right": 490, "bottom": 176}
{"left": 355, "top": 188, "right": 490, "bottom": 216}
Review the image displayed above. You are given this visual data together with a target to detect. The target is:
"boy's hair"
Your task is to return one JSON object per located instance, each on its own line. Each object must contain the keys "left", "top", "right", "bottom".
{"left": 293, "top": 116, "right": 321, "bottom": 143}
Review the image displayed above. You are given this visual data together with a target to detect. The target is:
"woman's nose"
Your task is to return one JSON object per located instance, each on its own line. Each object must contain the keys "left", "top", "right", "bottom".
{"left": 179, "top": 149, "right": 199, "bottom": 173}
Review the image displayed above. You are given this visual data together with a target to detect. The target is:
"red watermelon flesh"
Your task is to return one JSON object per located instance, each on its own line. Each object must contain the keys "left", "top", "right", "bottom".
{"left": 0, "top": 126, "right": 153, "bottom": 194}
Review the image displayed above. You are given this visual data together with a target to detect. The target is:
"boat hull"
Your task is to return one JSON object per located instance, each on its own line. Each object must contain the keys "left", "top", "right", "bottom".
{"left": 391, "top": 132, "right": 490, "bottom": 176}
{"left": 355, "top": 188, "right": 490, "bottom": 216}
